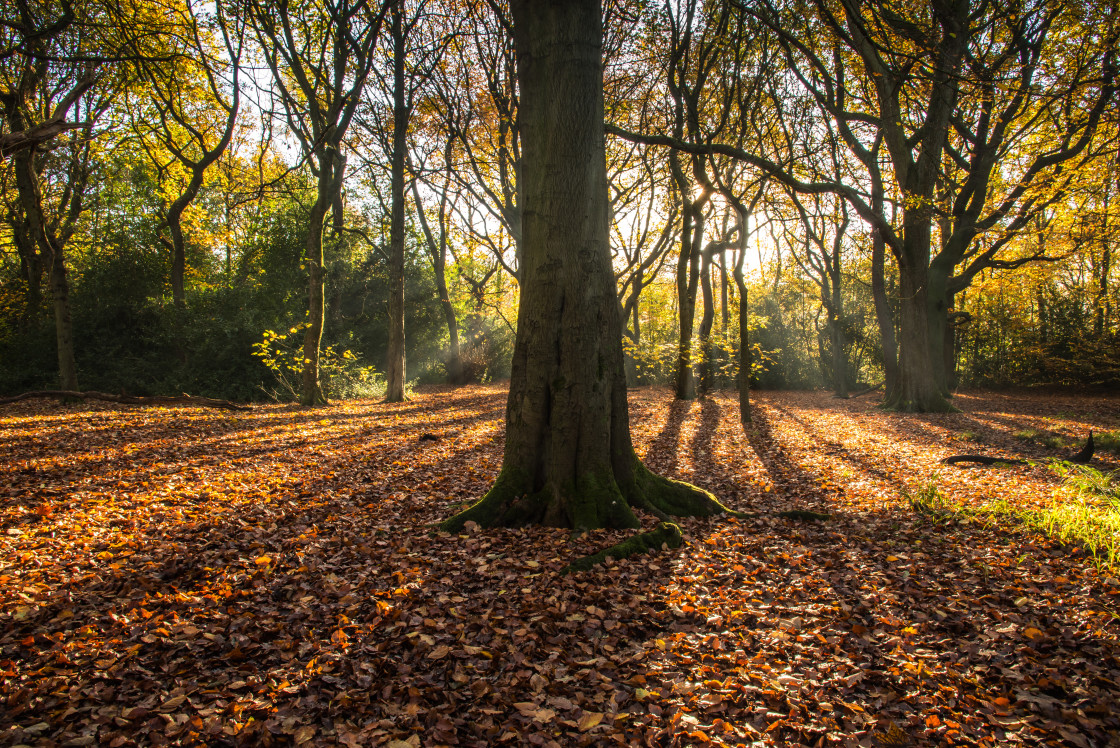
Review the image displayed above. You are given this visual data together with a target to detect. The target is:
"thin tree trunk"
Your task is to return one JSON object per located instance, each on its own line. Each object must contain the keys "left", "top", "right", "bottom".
{"left": 697, "top": 244, "right": 714, "bottom": 396}
{"left": 674, "top": 197, "right": 705, "bottom": 399}
{"left": 434, "top": 252, "right": 461, "bottom": 383}
{"left": 48, "top": 235, "right": 77, "bottom": 389}
{"left": 385, "top": 4, "right": 408, "bottom": 402}
{"left": 300, "top": 160, "right": 331, "bottom": 406}
{"left": 829, "top": 284, "right": 847, "bottom": 398}
{"left": 733, "top": 209, "right": 750, "bottom": 424}
{"left": 870, "top": 227, "right": 899, "bottom": 403}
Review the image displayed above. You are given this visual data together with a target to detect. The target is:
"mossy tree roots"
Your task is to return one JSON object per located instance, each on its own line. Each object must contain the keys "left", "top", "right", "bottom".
{"left": 562, "top": 522, "right": 683, "bottom": 574}
{"left": 440, "top": 456, "right": 737, "bottom": 534}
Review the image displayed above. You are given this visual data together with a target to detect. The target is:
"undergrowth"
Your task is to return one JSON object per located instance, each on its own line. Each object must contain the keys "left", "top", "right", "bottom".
{"left": 905, "top": 465, "right": 1120, "bottom": 570}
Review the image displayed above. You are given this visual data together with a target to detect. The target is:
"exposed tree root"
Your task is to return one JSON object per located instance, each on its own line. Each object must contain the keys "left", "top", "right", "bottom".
{"left": 841, "top": 381, "right": 883, "bottom": 399}
{"left": 0, "top": 390, "right": 251, "bottom": 411}
{"left": 561, "top": 509, "right": 831, "bottom": 573}
{"left": 440, "top": 455, "right": 831, "bottom": 571}
{"left": 562, "top": 522, "right": 683, "bottom": 574}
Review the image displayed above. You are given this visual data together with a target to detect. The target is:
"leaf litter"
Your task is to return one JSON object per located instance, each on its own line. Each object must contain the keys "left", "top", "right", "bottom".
{"left": 1, "top": 386, "right": 1118, "bottom": 746}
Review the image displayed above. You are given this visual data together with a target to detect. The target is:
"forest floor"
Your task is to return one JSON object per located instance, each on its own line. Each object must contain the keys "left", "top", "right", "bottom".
{"left": 2, "top": 386, "right": 1119, "bottom": 747}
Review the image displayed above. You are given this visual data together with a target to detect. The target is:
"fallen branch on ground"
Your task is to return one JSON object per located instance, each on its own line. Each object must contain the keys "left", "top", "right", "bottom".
{"left": 942, "top": 431, "right": 1094, "bottom": 467}
{"left": 0, "top": 390, "right": 251, "bottom": 411}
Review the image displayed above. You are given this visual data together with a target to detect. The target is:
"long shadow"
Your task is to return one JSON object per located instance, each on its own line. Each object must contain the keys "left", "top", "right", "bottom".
{"left": 0, "top": 392, "right": 507, "bottom": 515}
{"left": 4, "top": 388, "right": 1119, "bottom": 746}
{"left": 645, "top": 398, "right": 693, "bottom": 474}
{"left": 683, "top": 398, "right": 753, "bottom": 507}
{"left": 743, "top": 398, "right": 833, "bottom": 511}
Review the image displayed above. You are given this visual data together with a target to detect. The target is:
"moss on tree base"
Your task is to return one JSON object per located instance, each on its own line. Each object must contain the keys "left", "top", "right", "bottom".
{"left": 562, "top": 522, "right": 683, "bottom": 574}
{"left": 624, "top": 461, "right": 741, "bottom": 519}
{"left": 881, "top": 392, "right": 958, "bottom": 413}
{"left": 439, "top": 465, "right": 642, "bottom": 533}
{"left": 438, "top": 451, "right": 830, "bottom": 571}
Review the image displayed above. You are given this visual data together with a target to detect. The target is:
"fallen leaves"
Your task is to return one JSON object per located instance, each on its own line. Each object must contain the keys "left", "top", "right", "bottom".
{"left": 0, "top": 386, "right": 1118, "bottom": 745}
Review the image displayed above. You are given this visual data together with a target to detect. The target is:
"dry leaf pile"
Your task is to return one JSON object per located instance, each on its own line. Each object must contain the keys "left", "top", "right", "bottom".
{"left": 1, "top": 386, "right": 1118, "bottom": 746}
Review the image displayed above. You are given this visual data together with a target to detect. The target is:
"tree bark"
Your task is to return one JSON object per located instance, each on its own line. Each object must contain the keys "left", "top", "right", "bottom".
{"left": 673, "top": 192, "right": 705, "bottom": 399}
{"left": 11, "top": 151, "right": 43, "bottom": 326}
{"left": 300, "top": 155, "right": 332, "bottom": 406}
{"left": 885, "top": 235, "right": 952, "bottom": 412}
{"left": 730, "top": 207, "right": 751, "bottom": 424}
{"left": 47, "top": 234, "right": 78, "bottom": 390}
{"left": 870, "top": 226, "right": 899, "bottom": 403}
{"left": 441, "top": 0, "right": 729, "bottom": 533}
{"left": 384, "top": 3, "right": 409, "bottom": 402}
{"left": 697, "top": 243, "right": 715, "bottom": 396}
{"left": 13, "top": 141, "right": 79, "bottom": 389}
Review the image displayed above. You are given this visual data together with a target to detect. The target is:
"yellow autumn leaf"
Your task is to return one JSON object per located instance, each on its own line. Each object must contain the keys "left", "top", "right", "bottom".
{"left": 578, "top": 712, "right": 604, "bottom": 731}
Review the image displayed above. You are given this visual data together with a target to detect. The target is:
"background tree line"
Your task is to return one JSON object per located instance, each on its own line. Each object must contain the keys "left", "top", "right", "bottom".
{"left": 0, "top": 0, "right": 1115, "bottom": 411}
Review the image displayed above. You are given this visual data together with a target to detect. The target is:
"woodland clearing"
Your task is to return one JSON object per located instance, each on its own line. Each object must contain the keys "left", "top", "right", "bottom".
{"left": 1, "top": 387, "right": 1118, "bottom": 746}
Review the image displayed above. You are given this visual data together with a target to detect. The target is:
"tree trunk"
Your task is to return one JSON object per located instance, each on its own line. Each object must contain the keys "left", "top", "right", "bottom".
{"left": 300, "top": 166, "right": 330, "bottom": 406}
{"left": 697, "top": 244, "right": 714, "bottom": 396}
{"left": 828, "top": 240, "right": 848, "bottom": 397}
{"left": 300, "top": 143, "right": 343, "bottom": 407}
{"left": 441, "top": 0, "right": 728, "bottom": 532}
{"left": 14, "top": 146, "right": 77, "bottom": 388}
{"left": 48, "top": 235, "right": 77, "bottom": 390}
{"left": 733, "top": 209, "right": 750, "bottom": 425}
{"left": 384, "top": 4, "right": 408, "bottom": 402}
{"left": 674, "top": 196, "right": 705, "bottom": 399}
{"left": 11, "top": 153, "right": 43, "bottom": 326}
{"left": 884, "top": 236, "right": 953, "bottom": 412}
{"left": 435, "top": 255, "right": 462, "bottom": 384}
{"left": 870, "top": 227, "right": 899, "bottom": 403}
{"left": 165, "top": 160, "right": 217, "bottom": 308}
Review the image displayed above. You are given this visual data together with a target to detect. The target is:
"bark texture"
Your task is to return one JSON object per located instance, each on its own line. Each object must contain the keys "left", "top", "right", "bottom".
{"left": 384, "top": 3, "right": 408, "bottom": 402}
{"left": 441, "top": 0, "right": 730, "bottom": 533}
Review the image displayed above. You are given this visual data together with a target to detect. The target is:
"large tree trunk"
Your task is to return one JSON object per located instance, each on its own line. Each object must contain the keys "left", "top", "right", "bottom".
{"left": 884, "top": 231, "right": 953, "bottom": 412}
{"left": 441, "top": 0, "right": 728, "bottom": 533}
{"left": 384, "top": 4, "right": 408, "bottom": 402}
{"left": 14, "top": 146, "right": 77, "bottom": 389}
